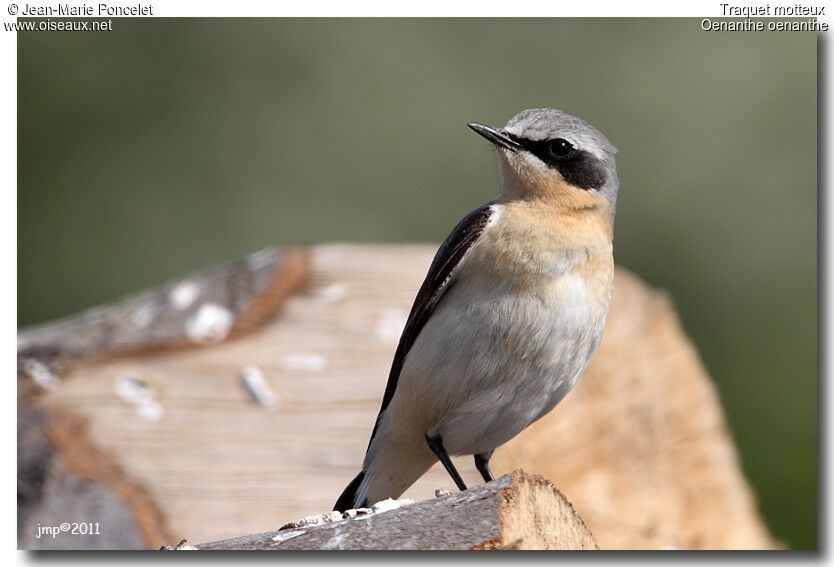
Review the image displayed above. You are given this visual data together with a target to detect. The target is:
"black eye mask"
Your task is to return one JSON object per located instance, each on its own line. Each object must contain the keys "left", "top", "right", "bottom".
{"left": 504, "top": 133, "right": 609, "bottom": 191}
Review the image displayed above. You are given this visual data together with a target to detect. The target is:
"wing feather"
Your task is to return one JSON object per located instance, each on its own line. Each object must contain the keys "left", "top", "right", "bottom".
{"left": 366, "top": 203, "right": 495, "bottom": 447}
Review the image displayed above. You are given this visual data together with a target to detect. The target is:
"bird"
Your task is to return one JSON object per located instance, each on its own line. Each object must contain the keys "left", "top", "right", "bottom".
{"left": 334, "top": 107, "right": 619, "bottom": 512}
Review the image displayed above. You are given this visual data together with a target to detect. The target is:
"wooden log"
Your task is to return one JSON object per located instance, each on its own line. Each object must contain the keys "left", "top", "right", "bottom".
{"left": 17, "top": 405, "right": 159, "bottom": 549}
{"left": 17, "top": 246, "right": 308, "bottom": 548}
{"left": 196, "top": 471, "right": 597, "bottom": 550}
{"left": 17, "top": 244, "right": 776, "bottom": 550}
{"left": 17, "top": 247, "right": 308, "bottom": 397}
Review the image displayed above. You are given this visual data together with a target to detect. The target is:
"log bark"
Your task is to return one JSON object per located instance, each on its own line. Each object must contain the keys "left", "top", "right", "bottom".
{"left": 17, "top": 247, "right": 308, "bottom": 396}
{"left": 196, "top": 471, "right": 597, "bottom": 551}
{"left": 17, "top": 405, "right": 157, "bottom": 549}
{"left": 17, "top": 244, "right": 776, "bottom": 550}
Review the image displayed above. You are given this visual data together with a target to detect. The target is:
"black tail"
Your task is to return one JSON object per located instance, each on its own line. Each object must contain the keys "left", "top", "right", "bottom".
{"left": 334, "top": 471, "right": 366, "bottom": 512}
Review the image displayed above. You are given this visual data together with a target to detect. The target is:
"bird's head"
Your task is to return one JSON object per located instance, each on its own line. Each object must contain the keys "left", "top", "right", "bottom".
{"left": 469, "top": 108, "right": 619, "bottom": 215}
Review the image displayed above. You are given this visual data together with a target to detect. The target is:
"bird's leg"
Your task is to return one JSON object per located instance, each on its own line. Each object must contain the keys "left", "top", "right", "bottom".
{"left": 474, "top": 450, "right": 495, "bottom": 483}
{"left": 425, "top": 434, "right": 468, "bottom": 491}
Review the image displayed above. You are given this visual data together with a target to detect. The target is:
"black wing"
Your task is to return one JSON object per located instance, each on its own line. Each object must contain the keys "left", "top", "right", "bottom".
{"left": 366, "top": 203, "right": 495, "bottom": 448}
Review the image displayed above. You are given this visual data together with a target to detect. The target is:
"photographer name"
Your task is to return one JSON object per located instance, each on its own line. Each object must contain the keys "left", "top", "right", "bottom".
{"left": 20, "top": 3, "right": 153, "bottom": 16}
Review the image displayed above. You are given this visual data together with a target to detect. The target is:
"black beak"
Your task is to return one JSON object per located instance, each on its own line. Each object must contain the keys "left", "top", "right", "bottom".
{"left": 467, "top": 123, "right": 523, "bottom": 153}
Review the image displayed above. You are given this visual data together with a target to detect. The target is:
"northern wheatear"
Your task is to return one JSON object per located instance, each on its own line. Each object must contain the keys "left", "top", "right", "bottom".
{"left": 335, "top": 107, "right": 619, "bottom": 511}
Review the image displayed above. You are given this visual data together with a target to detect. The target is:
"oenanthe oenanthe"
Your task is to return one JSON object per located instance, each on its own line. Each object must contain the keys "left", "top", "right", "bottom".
{"left": 335, "top": 107, "right": 619, "bottom": 511}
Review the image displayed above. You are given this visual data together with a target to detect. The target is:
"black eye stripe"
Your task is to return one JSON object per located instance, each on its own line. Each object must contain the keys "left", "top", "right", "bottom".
{"left": 504, "top": 133, "right": 608, "bottom": 191}
{"left": 504, "top": 133, "right": 573, "bottom": 162}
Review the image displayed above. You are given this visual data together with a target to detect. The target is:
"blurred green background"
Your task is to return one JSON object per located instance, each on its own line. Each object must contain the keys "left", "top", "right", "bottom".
{"left": 17, "top": 19, "right": 816, "bottom": 548}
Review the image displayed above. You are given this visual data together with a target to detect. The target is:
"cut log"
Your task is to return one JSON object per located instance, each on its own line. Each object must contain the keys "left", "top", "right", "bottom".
{"left": 17, "top": 247, "right": 308, "bottom": 397}
{"left": 17, "top": 244, "right": 776, "bottom": 550}
{"left": 196, "top": 471, "right": 597, "bottom": 551}
{"left": 17, "top": 405, "right": 160, "bottom": 549}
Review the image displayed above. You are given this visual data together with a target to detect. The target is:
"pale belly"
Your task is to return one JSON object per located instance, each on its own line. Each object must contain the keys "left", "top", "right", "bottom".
{"left": 392, "top": 263, "right": 612, "bottom": 456}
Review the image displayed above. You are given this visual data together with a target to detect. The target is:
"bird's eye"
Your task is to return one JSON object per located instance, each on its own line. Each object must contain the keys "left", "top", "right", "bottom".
{"left": 548, "top": 138, "right": 574, "bottom": 158}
